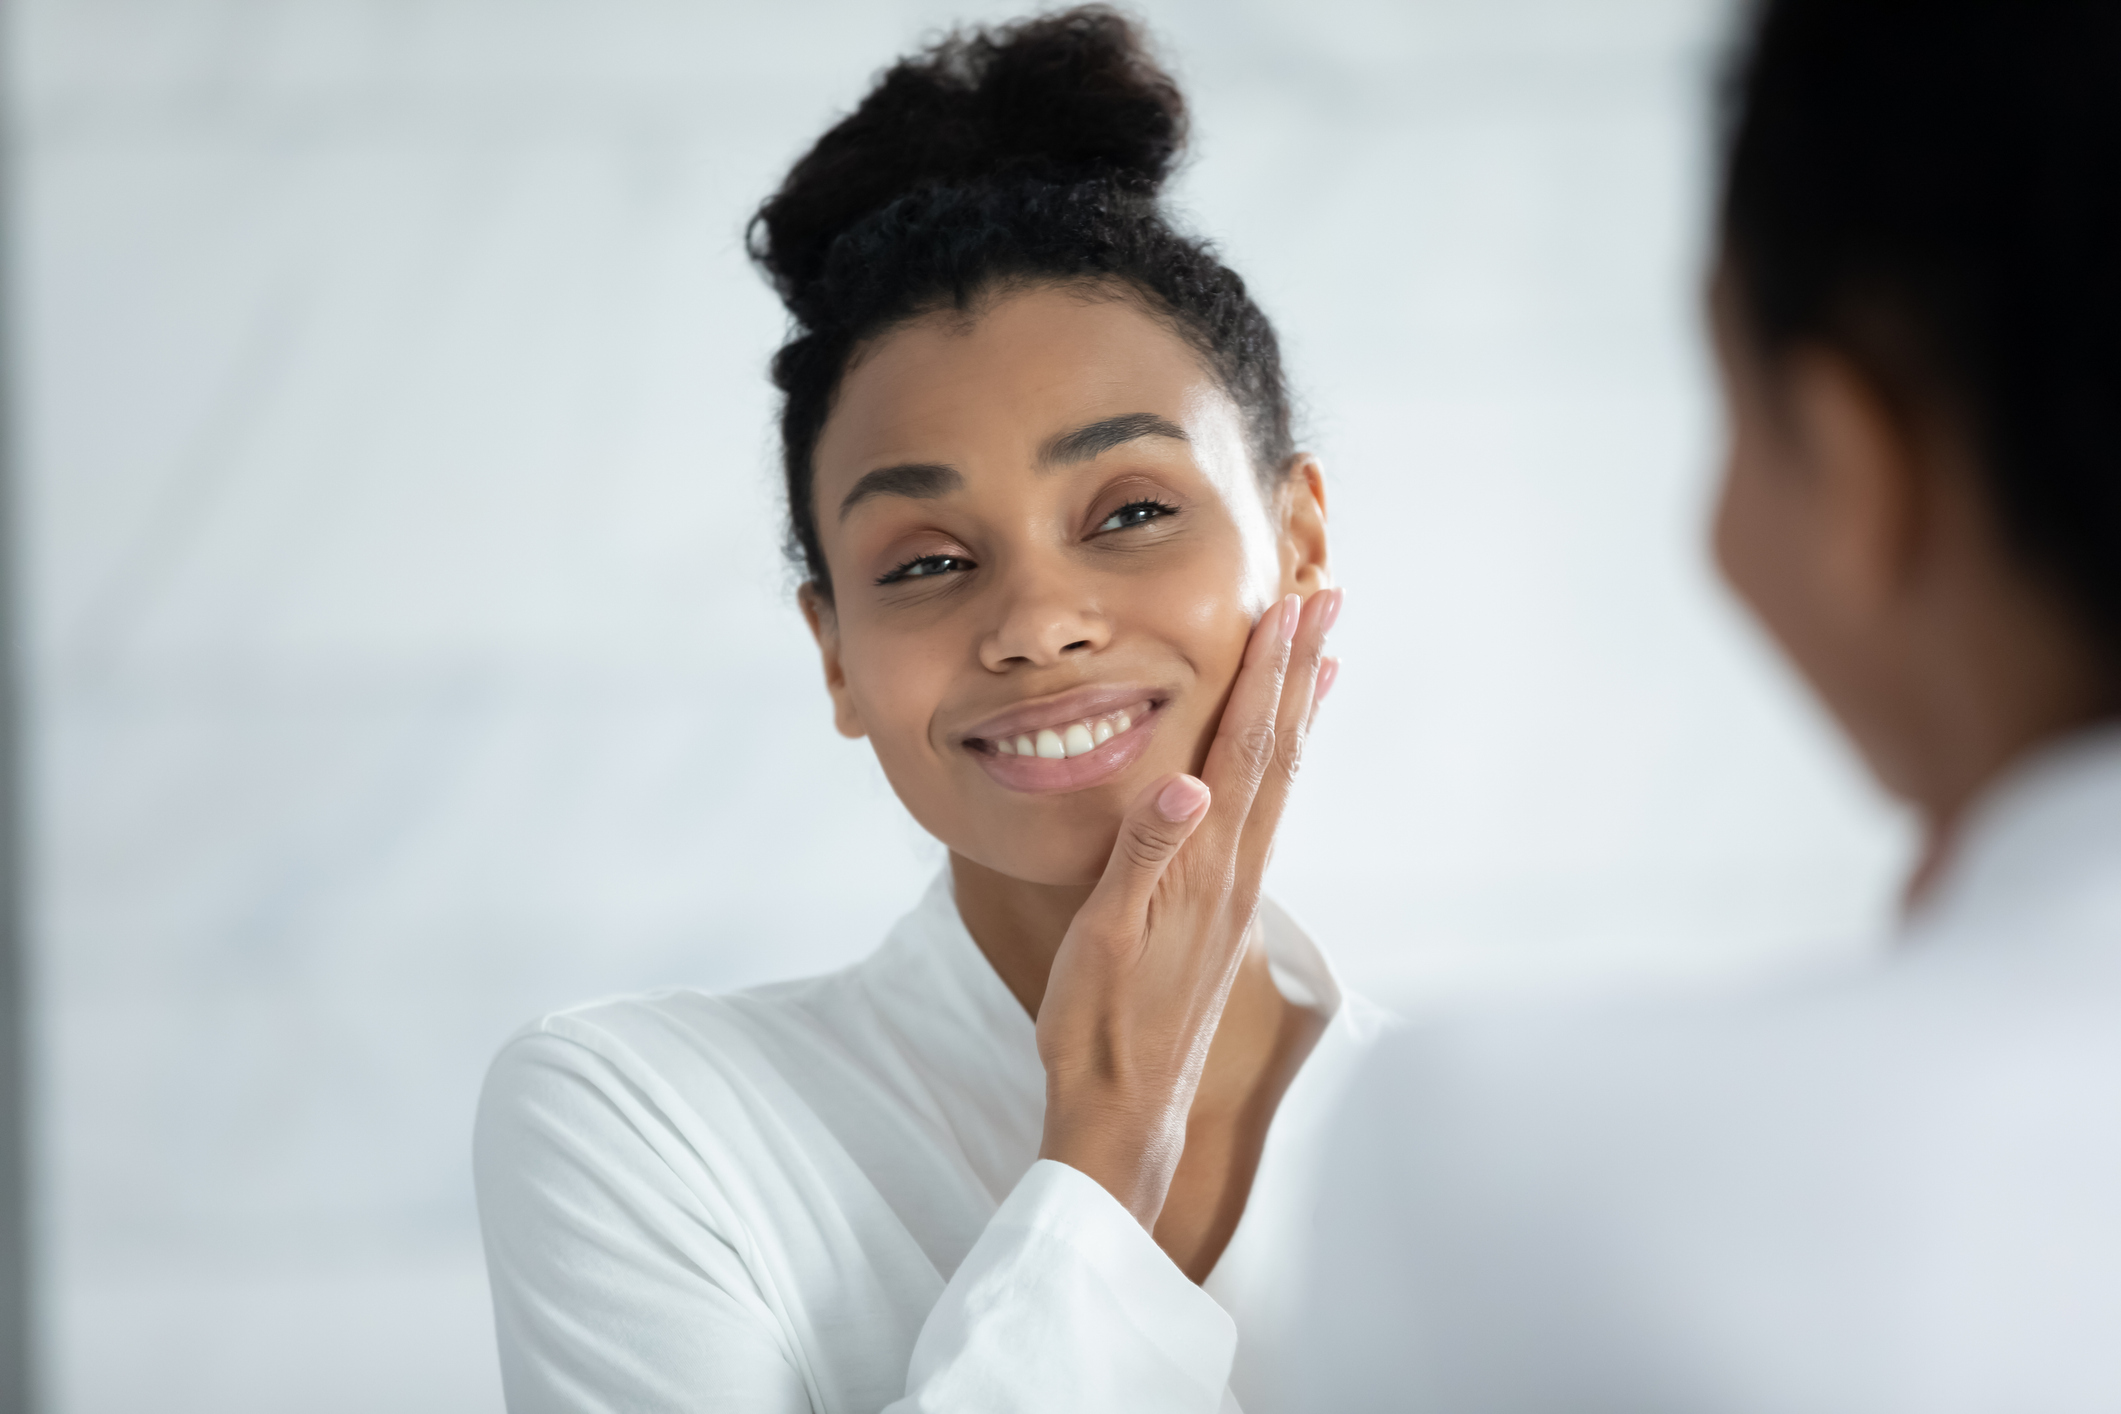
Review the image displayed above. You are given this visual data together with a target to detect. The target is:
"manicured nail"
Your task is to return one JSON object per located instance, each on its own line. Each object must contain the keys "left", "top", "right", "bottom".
{"left": 1315, "top": 656, "right": 1340, "bottom": 703}
{"left": 1322, "top": 587, "right": 1345, "bottom": 635}
{"left": 1279, "top": 593, "right": 1301, "bottom": 643}
{"left": 1157, "top": 775, "right": 1210, "bottom": 822}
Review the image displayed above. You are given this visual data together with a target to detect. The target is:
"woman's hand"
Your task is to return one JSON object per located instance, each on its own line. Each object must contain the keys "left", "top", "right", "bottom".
{"left": 1034, "top": 587, "right": 1343, "bottom": 1229}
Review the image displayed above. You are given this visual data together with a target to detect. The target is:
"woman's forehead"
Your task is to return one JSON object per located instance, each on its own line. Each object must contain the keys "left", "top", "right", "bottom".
{"left": 813, "top": 286, "right": 1244, "bottom": 490}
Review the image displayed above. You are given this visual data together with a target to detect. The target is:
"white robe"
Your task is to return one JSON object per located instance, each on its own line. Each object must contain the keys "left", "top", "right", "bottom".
{"left": 475, "top": 870, "right": 1389, "bottom": 1413}
{"left": 1296, "top": 726, "right": 2121, "bottom": 1413}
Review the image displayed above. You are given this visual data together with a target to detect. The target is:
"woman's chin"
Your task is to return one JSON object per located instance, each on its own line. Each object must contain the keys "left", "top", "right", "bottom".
{"left": 950, "top": 833, "right": 1116, "bottom": 891}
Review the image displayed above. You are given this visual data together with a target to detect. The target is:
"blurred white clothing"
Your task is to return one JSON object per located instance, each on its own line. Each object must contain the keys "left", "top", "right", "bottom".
{"left": 1296, "top": 725, "right": 2121, "bottom": 1413}
{"left": 475, "top": 869, "right": 1388, "bottom": 1413}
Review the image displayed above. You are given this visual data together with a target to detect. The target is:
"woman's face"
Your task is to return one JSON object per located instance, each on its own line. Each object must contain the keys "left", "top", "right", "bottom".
{"left": 803, "top": 282, "right": 1329, "bottom": 887}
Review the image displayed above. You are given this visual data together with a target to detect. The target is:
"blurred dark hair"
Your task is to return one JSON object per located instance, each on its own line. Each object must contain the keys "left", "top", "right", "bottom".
{"left": 749, "top": 6, "right": 1295, "bottom": 598}
{"left": 1719, "top": 0, "right": 2121, "bottom": 666}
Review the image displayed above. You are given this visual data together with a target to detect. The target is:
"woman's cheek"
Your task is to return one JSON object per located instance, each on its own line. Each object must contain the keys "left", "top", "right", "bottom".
{"left": 1156, "top": 510, "right": 1275, "bottom": 642}
{"left": 1159, "top": 573, "right": 1254, "bottom": 675}
{"left": 1127, "top": 578, "right": 1253, "bottom": 774}
{"left": 854, "top": 680, "right": 931, "bottom": 763}
{"left": 845, "top": 632, "right": 961, "bottom": 782}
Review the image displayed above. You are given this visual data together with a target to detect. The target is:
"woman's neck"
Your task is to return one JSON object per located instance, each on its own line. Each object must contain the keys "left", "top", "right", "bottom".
{"left": 948, "top": 850, "right": 1093, "bottom": 1017}
{"left": 946, "top": 848, "right": 1314, "bottom": 1122}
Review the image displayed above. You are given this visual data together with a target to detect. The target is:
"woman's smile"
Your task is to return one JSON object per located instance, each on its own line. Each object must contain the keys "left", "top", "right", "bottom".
{"left": 959, "top": 686, "right": 1167, "bottom": 794}
{"left": 798, "top": 277, "right": 1329, "bottom": 885}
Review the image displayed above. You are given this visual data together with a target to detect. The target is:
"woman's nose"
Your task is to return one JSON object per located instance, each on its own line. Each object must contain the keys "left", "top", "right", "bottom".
{"left": 977, "top": 566, "right": 1110, "bottom": 670}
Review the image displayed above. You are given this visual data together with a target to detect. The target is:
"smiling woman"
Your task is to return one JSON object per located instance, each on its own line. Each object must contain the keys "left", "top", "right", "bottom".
{"left": 472, "top": 9, "right": 1374, "bottom": 1412}
{"left": 806, "top": 284, "right": 1304, "bottom": 893}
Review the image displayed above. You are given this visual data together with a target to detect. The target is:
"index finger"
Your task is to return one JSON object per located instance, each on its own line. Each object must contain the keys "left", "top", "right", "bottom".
{"left": 1233, "top": 586, "right": 1339, "bottom": 886}
{"left": 1188, "top": 592, "right": 1299, "bottom": 867}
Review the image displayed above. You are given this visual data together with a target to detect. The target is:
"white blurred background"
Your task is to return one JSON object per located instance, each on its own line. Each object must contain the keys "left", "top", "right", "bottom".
{"left": 12, "top": 0, "right": 1907, "bottom": 1409}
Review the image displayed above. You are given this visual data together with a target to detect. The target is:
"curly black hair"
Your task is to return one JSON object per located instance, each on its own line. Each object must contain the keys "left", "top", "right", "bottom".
{"left": 749, "top": 6, "right": 1296, "bottom": 599}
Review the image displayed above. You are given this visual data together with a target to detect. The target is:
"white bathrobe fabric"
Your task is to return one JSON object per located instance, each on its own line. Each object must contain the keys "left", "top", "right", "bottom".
{"left": 1298, "top": 726, "right": 2121, "bottom": 1414}
{"left": 476, "top": 873, "right": 1388, "bottom": 1413}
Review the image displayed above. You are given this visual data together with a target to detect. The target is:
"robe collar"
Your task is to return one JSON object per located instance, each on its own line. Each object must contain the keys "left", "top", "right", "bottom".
{"left": 1906, "top": 722, "right": 2121, "bottom": 958}
{"left": 849, "top": 863, "right": 1359, "bottom": 1205}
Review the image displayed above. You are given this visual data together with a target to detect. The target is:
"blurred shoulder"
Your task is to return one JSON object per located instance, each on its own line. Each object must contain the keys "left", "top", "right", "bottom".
{"left": 1336, "top": 962, "right": 1855, "bottom": 1183}
{"left": 1344, "top": 933, "right": 2121, "bottom": 1208}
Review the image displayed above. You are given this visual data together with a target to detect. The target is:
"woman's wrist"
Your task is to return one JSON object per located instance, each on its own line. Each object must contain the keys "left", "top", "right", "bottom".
{"left": 1038, "top": 1092, "right": 1191, "bottom": 1231}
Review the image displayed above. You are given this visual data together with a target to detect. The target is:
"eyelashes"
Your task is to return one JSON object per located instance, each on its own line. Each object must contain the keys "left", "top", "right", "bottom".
{"left": 1096, "top": 498, "right": 1180, "bottom": 532}
{"left": 875, "top": 553, "right": 974, "bottom": 586}
{"left": 872, "top": 499, "right": 1182, "bottom": 587}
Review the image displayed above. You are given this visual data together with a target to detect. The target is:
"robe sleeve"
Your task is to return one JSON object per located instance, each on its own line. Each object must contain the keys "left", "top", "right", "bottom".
{"left": 474, "top": 1029, "right": 818, "bottom": 1413}
{"left": 889, "top": 1160, "right": 1237, "bottom": 1412}
{"left": 478, "top": 1028, "right": 1236, "bottom": 1413}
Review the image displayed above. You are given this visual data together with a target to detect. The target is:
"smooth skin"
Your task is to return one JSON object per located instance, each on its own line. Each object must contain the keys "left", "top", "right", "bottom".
{"left": 1708, "top": 269, "right": 2114, "bottom": 901}
{"left": 800, "top": 281, "right": 1342, "bottom": 1279}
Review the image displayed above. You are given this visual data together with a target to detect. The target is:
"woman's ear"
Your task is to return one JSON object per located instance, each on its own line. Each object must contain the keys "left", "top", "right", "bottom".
{"left": 1274, "top": 454, "right": 1331, "bottom": 597}
{"left": 798, "top": 583, "right": 868, "bottom": 740}
{"left": 1785, "top": 351, "right": 1924, "bottom": 624}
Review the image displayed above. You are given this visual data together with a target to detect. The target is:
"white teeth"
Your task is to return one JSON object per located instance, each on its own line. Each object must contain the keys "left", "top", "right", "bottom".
{"left": 990, "top": 704, "right": 1149, "bottom": 763}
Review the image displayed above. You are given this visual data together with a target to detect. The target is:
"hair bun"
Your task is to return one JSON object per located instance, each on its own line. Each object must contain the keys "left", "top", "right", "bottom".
{"left": 751, "top": 5, "right": 1188, "bottom": 311}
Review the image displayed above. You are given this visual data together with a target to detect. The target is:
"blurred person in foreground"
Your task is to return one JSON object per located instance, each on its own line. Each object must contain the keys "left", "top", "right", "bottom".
{"left": 1295, "top": 1, "right": 2121, "bottom": 1409}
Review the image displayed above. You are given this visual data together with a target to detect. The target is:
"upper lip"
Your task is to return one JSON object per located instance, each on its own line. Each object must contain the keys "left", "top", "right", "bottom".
{"left": 957, "top": 683, "right": 1165, "bottom": 745}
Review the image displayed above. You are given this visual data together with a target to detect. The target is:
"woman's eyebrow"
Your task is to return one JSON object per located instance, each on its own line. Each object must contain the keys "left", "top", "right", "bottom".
{"left": 1039, "top": 413, "right": 1190, "bottom": 468}
{"left": 837, "top": 462, "right": 963, "bottom": 522}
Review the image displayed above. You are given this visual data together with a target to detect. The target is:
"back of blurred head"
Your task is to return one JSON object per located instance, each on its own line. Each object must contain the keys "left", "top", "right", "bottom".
{"left": 1296, "top": 11, "right": 2121, "bottom": 1406}
{"left": 1712, "top": 0, "right": 2121, "bottom": 883}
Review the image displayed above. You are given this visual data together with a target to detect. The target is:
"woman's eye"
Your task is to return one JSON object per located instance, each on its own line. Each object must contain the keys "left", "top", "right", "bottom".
{"left": 1096, "top": 499, "right": 1179, "bottom": 533}
{"left": 876, "top": 554, "right": 975, "bottom": 586}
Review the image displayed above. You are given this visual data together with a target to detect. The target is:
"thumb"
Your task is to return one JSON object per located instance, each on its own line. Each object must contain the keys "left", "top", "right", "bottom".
{"left": 1082, "top": 773, "right": 1213, "bottom": 928}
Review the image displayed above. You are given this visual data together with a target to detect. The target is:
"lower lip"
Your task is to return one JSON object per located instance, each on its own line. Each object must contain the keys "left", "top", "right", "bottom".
{"left": 969, "top": 704, "right": 1162, "bottom": 794}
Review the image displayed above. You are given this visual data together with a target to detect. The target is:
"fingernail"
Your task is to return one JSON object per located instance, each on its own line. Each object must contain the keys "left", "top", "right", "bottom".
{"left": 1322, "top": 587, "right": 1345, "bottom": 635}
{"left": 1157, "top": 775, "right": 1210, "bottom": 821}
{"left": 1279, "top": 593, "right": 1301, "bottom": 643}
{"left": 1315, "top": 656, "right": 1340, "bottom": 703}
